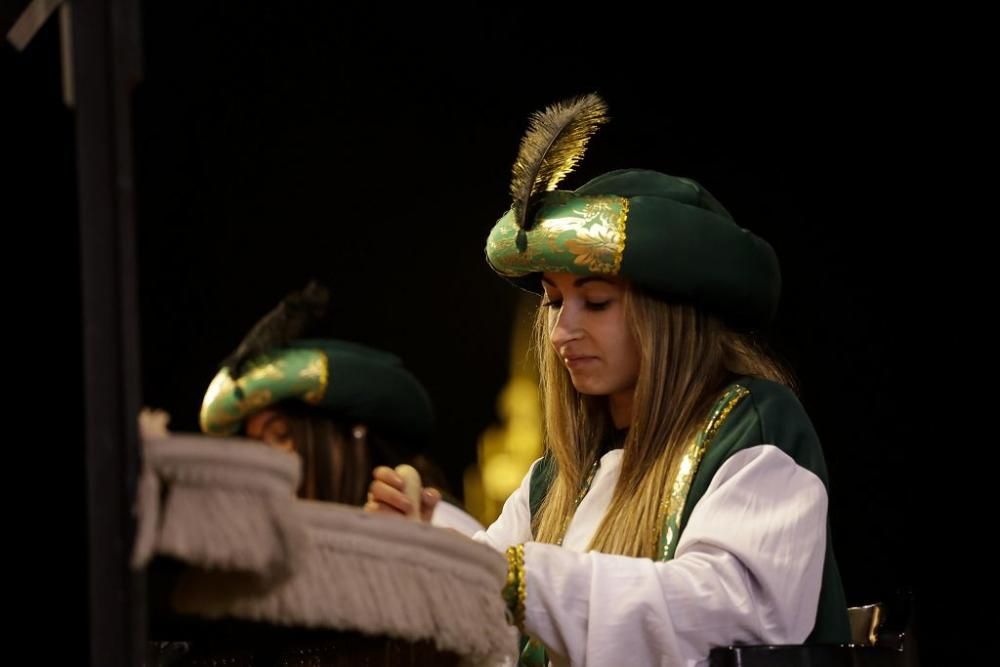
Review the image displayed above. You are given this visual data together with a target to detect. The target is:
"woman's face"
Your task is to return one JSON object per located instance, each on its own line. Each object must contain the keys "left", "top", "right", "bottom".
{"left": 245, "top": 408, "right": 295, "bottom": 452}
{"left": 542, "top": 272, "right": 640, "bottom": 399}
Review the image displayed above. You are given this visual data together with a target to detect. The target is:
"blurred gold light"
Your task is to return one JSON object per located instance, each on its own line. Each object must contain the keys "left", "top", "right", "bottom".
{"left": 464, "top": 294, "right": 542, "bottom": 525}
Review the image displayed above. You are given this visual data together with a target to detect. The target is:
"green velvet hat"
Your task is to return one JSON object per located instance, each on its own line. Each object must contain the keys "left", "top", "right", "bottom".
{"left": 199, "top": 285, "right": 433, "bottom": 442}
{"left": 199, "top": 339, "right": 434, "bottom": 441}
{"left": 484, "top": 94, "right": 781, "bottom": 330}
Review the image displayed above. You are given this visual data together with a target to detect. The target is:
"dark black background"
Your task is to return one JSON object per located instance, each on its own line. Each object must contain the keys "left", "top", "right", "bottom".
{"left": 4, "top": 3, "right": 977, "bottom": 664}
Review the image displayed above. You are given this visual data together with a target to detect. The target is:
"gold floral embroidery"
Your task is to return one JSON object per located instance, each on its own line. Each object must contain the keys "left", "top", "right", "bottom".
{"left": 486, "top": 195, "right": 628, "bottom": 277}
{"left": 654, "top": 385, "right": 751, "bottom": 560}
{"left": 199, "top": 349, "right": 330, "bottom": 435}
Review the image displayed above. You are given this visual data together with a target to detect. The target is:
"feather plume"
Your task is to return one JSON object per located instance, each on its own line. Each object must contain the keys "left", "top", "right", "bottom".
{"left": 510, "top": 93, "right": 609, "bottom": 238}
{"left": 221, "top": 281, "right": 329, "bottom": 389}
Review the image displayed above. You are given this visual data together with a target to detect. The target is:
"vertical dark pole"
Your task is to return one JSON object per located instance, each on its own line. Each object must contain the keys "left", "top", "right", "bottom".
{"left": 73, "top": 0, "right": 145, "bottom": 664}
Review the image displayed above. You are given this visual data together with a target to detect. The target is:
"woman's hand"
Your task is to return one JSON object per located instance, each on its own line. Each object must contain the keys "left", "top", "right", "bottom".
{"left": 364, "top": 465, "right": 441, "bottom": 522}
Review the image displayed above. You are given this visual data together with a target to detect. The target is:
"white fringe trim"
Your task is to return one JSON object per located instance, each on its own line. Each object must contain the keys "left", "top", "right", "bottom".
{"left": 133, "top": 433, "right": 517, "bottom": 662}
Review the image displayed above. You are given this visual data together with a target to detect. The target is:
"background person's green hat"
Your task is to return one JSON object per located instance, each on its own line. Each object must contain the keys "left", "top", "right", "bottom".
{"left": 485, "top": 94, "right": 781, "bottom": 330}
{"left": 199, "top": 283, "right": 434, "bottom": 442}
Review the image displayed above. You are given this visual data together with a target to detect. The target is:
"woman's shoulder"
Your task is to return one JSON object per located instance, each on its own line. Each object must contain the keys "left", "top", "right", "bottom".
{"left": 733, "top": 376, "right": 817, "bottom": 443}
{"left": 710, "top": 376, "right": 830, "bottom": 485}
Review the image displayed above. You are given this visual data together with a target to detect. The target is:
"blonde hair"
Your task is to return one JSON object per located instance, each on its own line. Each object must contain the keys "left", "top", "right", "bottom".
{"left": 532, "top": 287, "right": 793, "bottom": 558}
